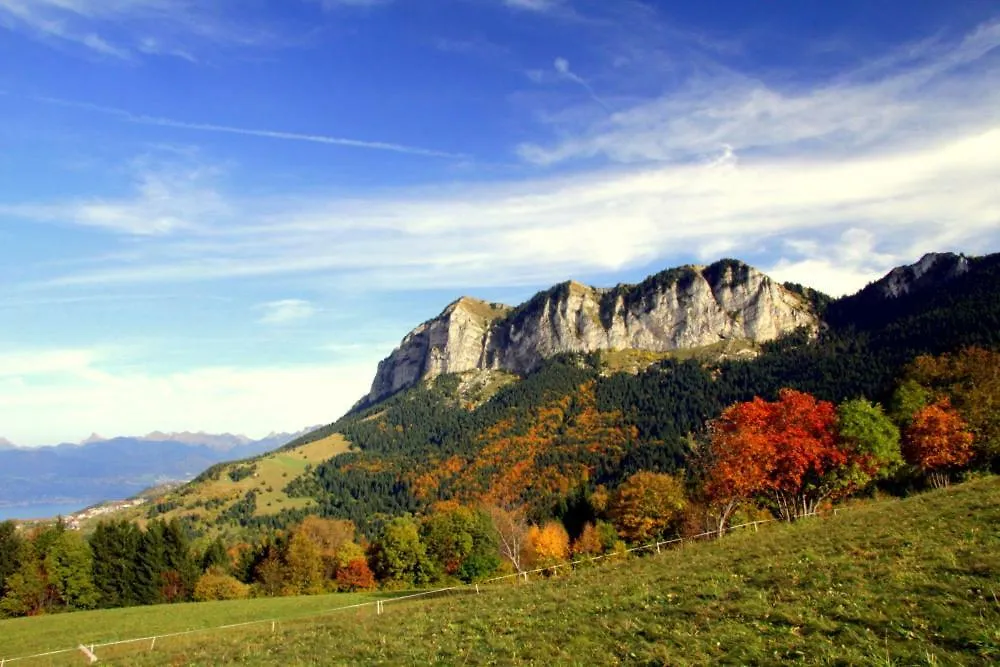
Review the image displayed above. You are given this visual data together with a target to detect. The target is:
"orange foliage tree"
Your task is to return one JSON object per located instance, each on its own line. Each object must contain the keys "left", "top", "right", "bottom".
{"left": 706, "top": 389, "right": 843, "bottom": 524}
{"left": 525, "top": 521, "right": 570, "bottom": 569}
{"left": 335, "top": 559, "right": 375, "bottom": 591}
{"left": 903, "top": 398, "right": 974, "bottom": 488}
{"left": 609, "top": 471, "right": 687, "bottom": 543}
{"left": 905, "top": 347, "right": 1000, "bottom": 463}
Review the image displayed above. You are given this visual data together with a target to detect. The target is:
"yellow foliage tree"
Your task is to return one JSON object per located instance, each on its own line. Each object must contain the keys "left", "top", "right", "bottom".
{"left": 193, "top": 570, "right": 250, "bottom": 601}
{"left": 525, "top": 521, "right": 569, "bottom": 568}
{"left": 284, "top": 529, "right": 325, "bottom": 595}
{"left": 610, "top": 471, "right": 687, "bottom": 544}
{"left": 571, "top": 522, "right": 603, "bottom": 557}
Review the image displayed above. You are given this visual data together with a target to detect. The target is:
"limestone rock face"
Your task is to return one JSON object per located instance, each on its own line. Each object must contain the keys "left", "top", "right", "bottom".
{"left": 874, "top": 252, "right": 970, "bottom": 298}
{"left": 366, "top": 260, "right": 819, "bottom": 403}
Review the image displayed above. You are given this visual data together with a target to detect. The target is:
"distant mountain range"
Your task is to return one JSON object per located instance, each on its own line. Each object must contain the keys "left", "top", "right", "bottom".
{"left": 0, "top": 428, "right": 316, "bottom": 516}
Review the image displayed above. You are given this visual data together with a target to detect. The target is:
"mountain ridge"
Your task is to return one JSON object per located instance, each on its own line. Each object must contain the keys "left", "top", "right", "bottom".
{"left": 366, "top": 258, "right": 817, "bottom": 404}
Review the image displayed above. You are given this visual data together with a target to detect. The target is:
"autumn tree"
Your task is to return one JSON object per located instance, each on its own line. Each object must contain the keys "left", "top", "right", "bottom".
{"left": 525, "top": 521, "right": 570, "bottom": 569}
{"left": 905, "top": 347, "right": 1000, "bottom": 464}
{"left": 193, "top": 570, "right": 250, "bottom": 601}
{"left": 609, "top": 471, "right": 687, "bottom": 543}
{"left": 903, "top": 399, "right": 975, "bottom": 488}
{"left": 484, "top": 504, "right": 529, "bottom": 574}
{"left": 284, "top": 529, "right": 325, "bottom": 595}
{"left": 571, "top": 522, "right": 603, "bottom": 557}
{"left": 335, "top": 559, "right": 375, "bottom": 591}
{"left": 706, "top": 389, "right": 844, "bottom": 524}
{"left": 297, "top": 516, "right": 357, "bottom": 580}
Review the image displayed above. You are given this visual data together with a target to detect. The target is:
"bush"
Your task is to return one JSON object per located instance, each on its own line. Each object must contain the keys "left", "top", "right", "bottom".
{"left": 193, "top": 570, "right": 250, "bottom": 601}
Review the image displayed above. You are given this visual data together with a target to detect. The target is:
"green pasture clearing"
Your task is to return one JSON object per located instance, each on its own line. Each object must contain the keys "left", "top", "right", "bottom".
{"left": 10, "top": 476, "right": 998, "bottom": 665}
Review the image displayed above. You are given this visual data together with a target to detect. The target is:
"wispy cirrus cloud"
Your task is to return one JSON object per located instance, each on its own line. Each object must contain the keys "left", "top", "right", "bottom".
{"left": 0, "top": 0, "right": 276, "bottom": 60}
{"left": 8, "top": 20, "right": 1000, "bottom": 299}
{"left": 518, "top": 20, "right": 1000, "bottom": 165}
{"left": 0, "top": 157, "right": 228, "bottom": 235}
{"left": 257, "top": 299, "right": 319, "bottom": 325}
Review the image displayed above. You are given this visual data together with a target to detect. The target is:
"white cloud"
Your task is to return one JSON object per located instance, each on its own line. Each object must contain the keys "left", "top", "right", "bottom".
{"left": 0, "top": 0, "right": 273, "bottom": 59}
{"left": 7, "top": 20, "right": 1000, "bottom": 301}
{"left": 0, "top": 348, "right": 376, "bottom": 446}
{"left": 0, "top": 157, "right": 228, "bottom": 235}
{"left": 504, "top": 0, "right": 562, "bottom": 12}
{"left": 257, "top": 299, "right": 319, "bottom": 325}
{"left": 312, "top": 0, "right": 392, "bottom": 8}
{"left": 517, "top": 21, "right": 1000, "bottom": 165}
{"left": 25, "top": 124, "right": 1000, "bottom": 297}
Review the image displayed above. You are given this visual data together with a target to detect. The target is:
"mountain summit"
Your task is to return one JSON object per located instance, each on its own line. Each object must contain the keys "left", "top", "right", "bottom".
{"left": 367, "top": 259, "right": 817, "bottom": 403}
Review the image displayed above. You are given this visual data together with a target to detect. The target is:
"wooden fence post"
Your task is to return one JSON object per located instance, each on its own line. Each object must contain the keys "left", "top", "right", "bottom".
{"left": 78, "top": 645, "right": 98, "bottom": 664}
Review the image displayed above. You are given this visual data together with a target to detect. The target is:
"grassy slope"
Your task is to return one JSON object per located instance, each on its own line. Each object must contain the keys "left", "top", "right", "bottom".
{"left": 106, "top": 433, "right": 352, "bottom": 530}
{"left": 12, "top": 477, "right": 998, "bottom": 666}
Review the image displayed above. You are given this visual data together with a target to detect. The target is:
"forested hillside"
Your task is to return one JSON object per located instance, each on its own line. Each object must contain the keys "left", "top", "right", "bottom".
{"left": 145, "top": 252, "right": 1000, "bottom": 538}
{"left": 3, "top": 252, "right": 998, "bottom": 618}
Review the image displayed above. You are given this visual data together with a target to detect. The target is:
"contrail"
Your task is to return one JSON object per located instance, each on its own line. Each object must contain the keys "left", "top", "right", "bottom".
{"left": 15, "top": 93, "right": 466, "bottom": 159}
{"left": 554, "top": 57, "right": 612, "bottom": 114}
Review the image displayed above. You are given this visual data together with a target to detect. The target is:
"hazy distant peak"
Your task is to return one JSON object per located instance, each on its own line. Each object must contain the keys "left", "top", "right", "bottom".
{"left": 0, "top": 437, "right": 17, "bottom": 449}
{"left": 140, "top": 431, "right": 253, "bottom": 450}
{"left": 80, "top": 433, "right": 107, "bottom": 445}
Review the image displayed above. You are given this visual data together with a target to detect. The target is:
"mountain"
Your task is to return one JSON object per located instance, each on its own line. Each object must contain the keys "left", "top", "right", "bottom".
{"left": 0, "top": 429, "right": 315, "bottom": 516}
{"left": 122, "top": 252, "right": 1000, "bottom": 537}
{"left": 367, "top": 259, "right": 817, "bottom": 403}
{"left": 0, "top": 437, "right": 17, "bottom": 450}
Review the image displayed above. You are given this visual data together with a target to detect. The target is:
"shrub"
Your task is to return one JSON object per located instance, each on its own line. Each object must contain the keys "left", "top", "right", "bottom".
{"left": 193, "top": 570, "right": 250, "bottom": 601}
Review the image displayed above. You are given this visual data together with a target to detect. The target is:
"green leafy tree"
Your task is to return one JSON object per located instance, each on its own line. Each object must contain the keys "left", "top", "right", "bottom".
{"left": 421, "top": 505, "right": 499, "bottom": 583}
{"left": 44, "top": 528, "right": 99, "bottom": 611}
{"left": 834, "top": 398, "right": 903, "bottom": 493}
{"left": 890, "top": 380, "right": 931, "bottom": 428}
{"left": 369, "top": 517, "right": 436, "bottom": 585}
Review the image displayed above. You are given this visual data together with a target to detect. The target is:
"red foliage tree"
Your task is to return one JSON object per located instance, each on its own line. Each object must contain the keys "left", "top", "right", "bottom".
{"left": 706, "top": 389, "right": 843, "bottom": 525}
{"left": 903, "top": 398, "right": 974, "bottom": 488}
{"left": 335, "top": 559, "right": 376, "bottom": 592}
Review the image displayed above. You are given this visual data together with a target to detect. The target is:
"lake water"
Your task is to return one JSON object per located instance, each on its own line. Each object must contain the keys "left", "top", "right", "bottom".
{"left": 0, "top": 502, "right": 92, "bottom": 521}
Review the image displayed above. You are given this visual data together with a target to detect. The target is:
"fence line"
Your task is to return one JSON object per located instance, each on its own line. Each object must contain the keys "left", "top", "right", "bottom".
{"left": 0, "top": 510, "right": 829, "bottom": 664}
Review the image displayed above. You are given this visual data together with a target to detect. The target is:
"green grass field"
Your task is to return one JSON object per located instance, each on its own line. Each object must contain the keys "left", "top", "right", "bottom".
{"left": 5, "top": 477, "right": 999, "bottom": 665}
{"left": 96, "top": 433, "right": 353, "bottom": 532}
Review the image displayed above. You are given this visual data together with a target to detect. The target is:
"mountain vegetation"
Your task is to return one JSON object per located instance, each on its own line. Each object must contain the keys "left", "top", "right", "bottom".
{"left": 3, "top": 251, "right": 997, "bottom": 623}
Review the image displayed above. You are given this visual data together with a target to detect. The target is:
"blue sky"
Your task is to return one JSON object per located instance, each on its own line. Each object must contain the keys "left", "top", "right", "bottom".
{"left": 1, "top": 0, "right": 998, "bottom": 446}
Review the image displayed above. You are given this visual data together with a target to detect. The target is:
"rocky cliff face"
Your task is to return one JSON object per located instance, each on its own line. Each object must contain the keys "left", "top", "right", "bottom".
{"left": 367, "top": 259, "right": 818, "bottom": 403}
{"left": 873, "top": 252, "right": 970, "bottom": 298}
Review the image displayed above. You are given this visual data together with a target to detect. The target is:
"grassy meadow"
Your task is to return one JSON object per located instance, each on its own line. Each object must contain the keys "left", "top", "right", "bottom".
{"left": 100, "top": 433, "right": 352, "bottom": 531}
{"left": 3, "top": 476, "right": 998, "bottom": 665}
